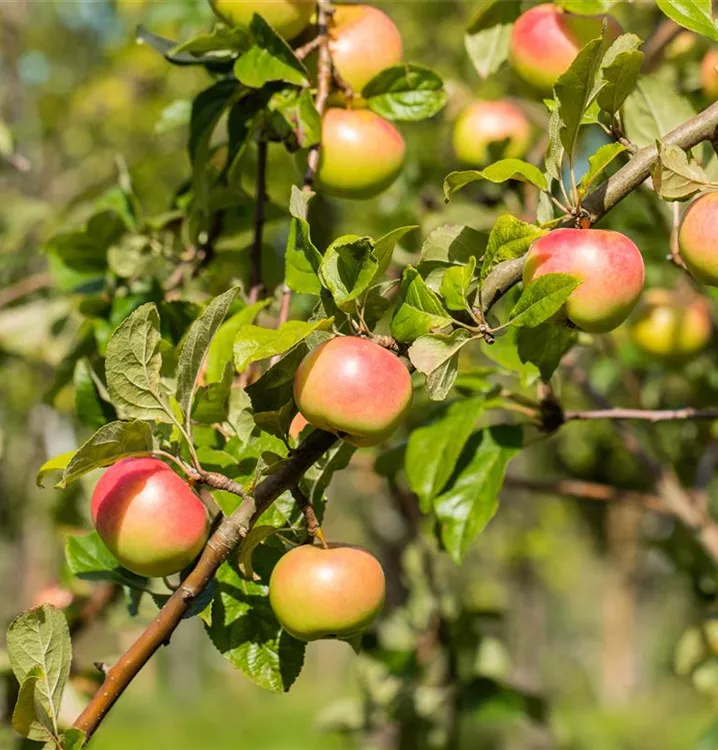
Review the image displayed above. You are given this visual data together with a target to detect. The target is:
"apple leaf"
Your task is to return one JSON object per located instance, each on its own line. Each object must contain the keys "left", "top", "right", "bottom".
{"left": 12, "top": 666, "right": 56, "bottom": 742}
{"left": 652, "top": 141, "right": 718, "bottom": 201}
{"left": 65, "top": 531, "right": 148, "bottom": 590}
{"left": 61, "top": 729, "right": 87, "bottom": 750}
{"left": 434, "top": 426, "right": 523, "bottom": 563}
{"left": 36, "top": 451, "right": 75, "bottom": 488}
{"left": 267, "top": 88, "right": 321, "bottom": 151}
{"left": 464, "top": 0, "right": 521, "bottom": 79}
{"left": 405, "top": 397, "right": 486, "bottom": 512}
{"left": 319, "top": 235, "right": 378, "bottom": 311}
{"left": 58, "top": 419, "right": 154, "bottom": 488}
{"left": 409, "top": 329, "right": 474, "bottom": 401}
{"left": 578, "top": 142, "right": 627, "bottom": 194}
{"left": 508, "top": 273, "right": 581, "bottom": 328}
{"left": 444, "top": 159, "right": 548, "bottom": 201}
{"left": 517, "top": 323, "right": 577, "bottom": 381}
{"left": 74, "top": 358, "right": 115, "bottom": 429}
{"left": 421, "top": 224, "right": 488, "bottom": 264}
{"left": 557, "top": 0, "right": 616, "bottom": 12}
{"left": 285, "top": 186, "right": 323, "bottom": 295}
{"left": 440, "top": 256, "right": 476, "bottom": 312}
{"left": 246, "top": 345, "right": 307, "bottom": 421}
{"left": 656, "top": 0, "right": 718, "bottom": 43}
{"left": 390, "top": 267, "right": 453, "bottom": 343}
{"left": 362, "top": 63, "right": 446, "bottom": 121}
{"left": 596, "top": 34, "right": 643, "bottom": 116}
{"left": 192, "top": 362, "right": 234, "bottom": 424}
{"left": 373, "top": 225, "right": 418, "bottom": 279}
{"left": 480, "top": 215, "right": 546, "bottom": 285}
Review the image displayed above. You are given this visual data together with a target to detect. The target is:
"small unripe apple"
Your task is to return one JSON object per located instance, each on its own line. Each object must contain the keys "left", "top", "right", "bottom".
{"left": 91, "top": 457, "right": 209, "bottom": 578}
{"left": 630, "top": 289, "right": 712, "bottom": 360}
{"left": 269, "top": 544, "right": 386, "bottom": 641}
{"left": 314, "top": 109, "right": 406, "bottom": 200}
{"left": 679, "top": 192, "right": 718, "bottom": 285}
{"left": 452, "top": 100, "right": 531, "bottom": 167}
{"left": 294, "top": 336, "right": 412, "bottom": 446}
{"left": 702, "top": 50, "right": 718, "bottom": 100}
{"left": 523, "top": 228, "right": 645, "bottom": 333}
{"left": 329, "top": 5, "right": 403, "bottom": 92}
{"left": 510, "top": 4, "right": 622, "bottom": 93}
{"left": 209, "top": 0, "right": 314, "bottom": 40}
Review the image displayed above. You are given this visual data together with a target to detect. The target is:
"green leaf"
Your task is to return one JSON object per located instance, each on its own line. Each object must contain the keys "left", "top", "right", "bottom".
{"left": 652, "top": 141, "right": 718, "bottom": 201}
{"left": 170, "top": 25, "right": 250, "bottom": 61}
{"left": 7, "top": 605, "right": 71, "bottom": 739}
{"left": 61, "top": 728, "right": 86, "bottom": 750}
{"left": 656, "top": 0, "right": 718, "bottom": 43}
{"left": 390, "top": 267, "right": 452, "bottom": 343}
{"left": 596, "top": 34, "right": 643, "bottom": 116}
{"left": 176, "top": 287, "right": 239, "bottom": 421}
{"left": 554, "top": 37, "right": 606, "bottom": 166}
{"left": 409, "top": 330, "right": 474, "bottom": 402}
{"left": 421, "top": 224, "right": 488, "bottom": 264}
{"left": 434, "top": 426, "right": 523, "bottom": 563}
{"left": 36, "top": 451, "right": 75, "bottom": 488}
{"left": 405, "top": 398, "right": 486, "bottom": 512}
{"left": 578, "top": 142, "right": 627, "bottom": 194}
{"left": 74, "top": 358, "right": 114, "bottom": 429}
{"left": 268, "top": 88, "right": 321, "bottom": 151}
{"left": 192, "top": 362, "right": 234, "bottom": 424}
{"left": 480, "top": 215, "right": 546, "bottom": 286}
{"left": 58, "top": 420, "right": 154, "bottom": 488}
{"left": 238, "top": 526, "right": 284, "bottom": 580}
{"left": 136, "top": 24, "right": 238, "bottom": 69}
{"left": 373, "top": 225, "right": 418, "bottom": 279}
{"left": 319, "top": 235, "right": 378, "bottom": 311}
{"left": 362, "top": 63, "right": 446, "bottom": 121}
{"left": 464, "top": 0, "right": 521, "bottom": 79}
{"left": 444, "top": 159, "right": 547, "bottom": 201}
{"left": 623, "top": 74, "right": 696, "bottom": 148}
{"left": 105, "top": 303, "right": 174, "bottom": 423}
{"left": 440, "top": 256, "right": 476, "bottom": 312}
{"left": 557, "top": 0, "right": 616, "bottom": 11}
{"left": 517, "top": 323, "right": 577, "bottom": 381}
{"left": 509, "top": 273, "right": 581, "bottom": 328}
{"left": 544, "top": 107, "right": 564, "bottom": 183}
{"left": 246, "top": 345, "right": 307, "bottom": 422}
{"left": 234, "top": 319, "right": 333, "bottom": 372}
{"left": 12, "top": 666, "right": 55, "bottom": 742}
{"left": 150, "top": 580, "right": 217, "bottom": 621}
{"left": 285, "top": 187, "right": 322, "bottom": 295}
{"left": 234, "top": 14, "right": 309, "bottom": 88}
{"left": 65, "top": 531, "right": 148, "bottom": 589}
{"left": 206, "top": 555, "right": 306, "bottom": 692}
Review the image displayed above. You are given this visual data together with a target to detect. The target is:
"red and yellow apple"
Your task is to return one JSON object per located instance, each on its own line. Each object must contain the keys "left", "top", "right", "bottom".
{"left": 630, "top": 289, "right": 712, "bottom": 360}
{"left": 329, "top": 5, "right": 403, "bottom": 92}
{"left": 209, "top": 0, "right": 314, "bottom": 39}
{"left": 523, "top": 228, "right": 645, "bottom": 333}
{"left": 314, "top": 109, "right": 406, "bottom": 200}
{"left": 702, "top": 50, "right": 718, "bottom": 100}
{"left": 269, "top": 543, "right": 386, "bottom": 641}
{"left": 294, "top": 336, "right": 412, "bottom": 446}
{"left": 452, "top": 100, "right": 532, "bottom": 166}
{"left": 679, "top": 192, "right": 718, "bottom": 285}
{"left": 91, "top": 457, "right": 209, "bottom": 577}
{"left": 289, "top": 412, "right": 309, "bottom": 442}
{"left": 510, "top": 3, "right": 622, "bottom": 93}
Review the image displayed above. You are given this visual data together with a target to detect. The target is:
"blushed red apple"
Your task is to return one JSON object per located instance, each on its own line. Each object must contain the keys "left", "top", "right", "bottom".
{"left": 702, "top": 50, "right": 718, "bottom": 100}
{"left": 679, "top": 191, "right": 718, "bottom": 285}
{"left": 269, "top": 544, "right": 386, "bottom": 641}
{"left": 452, "top": 100, "right": 531, "bottom": 166}
{"left": 510, "top": 4, "right": 622, "bottom": 93}
{"left": 209, "top": 0, "right": 314, "bottom": 39}
{"left": 523, "top": 228, "right": 645, "bottom": 333}
{"left": 91, "top": 457, "right": 209, "bottom": 577}
{"left": 294, "top": 336, "right": 412, "bottom": 446}
{"left": 289, "top": 413, "right": 309, "bottom": 442}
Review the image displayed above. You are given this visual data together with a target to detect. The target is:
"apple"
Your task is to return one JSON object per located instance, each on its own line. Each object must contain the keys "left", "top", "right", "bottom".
{"left": 510, "top": 4, "right": 622, "bottom": 93}
{"left": 630, "top": 289, "right": 712, "bottom": 360}
{"left": 32, "top": 584, "right": 74, "bottom": 610}
{"left": 679, "top": 192, "right": 718, "bottom": 285}
{"left": 294, "top": 336, "right": 412, "bottom": 447}
{"left": 289, "top": 413, "right": 309, "bottom": 442}
{"left": 329, "top": 5, "right": 403, "bottom": 92}
{"left": 269, "top": 543, "right": 386, "bottom": 641}
{"left": 452, "top": 100, "right": 532, "bottom": 166}
{"left": 91, "top": 457, "right": 209, "bottom": 578}
{"left": 702, "top": 50, "right": 718, "bottom": 100}
{"left": 209, "top": 0, "right": 314, "bottom": 40}
{"left": 313, "top": 108, "right": 406, "bottom": 199}
{"left": 523, "top": 228, "right": 645, "bottom": 333}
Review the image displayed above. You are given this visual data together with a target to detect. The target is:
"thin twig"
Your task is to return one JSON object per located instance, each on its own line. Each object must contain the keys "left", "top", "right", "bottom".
{"left": 669, "top": 201, "right": 687, "bottom": 268}
{"left": 641, "top": 18, "right": 683, "bottom": 73}
{"left": 0, "top": 272, "right": 51, "bottom": 309}
{"left": 291, "top": 486, "right": 327, "bottom": 547}
{"left": 564, "top": 407, "right": 718, "bottom": 423}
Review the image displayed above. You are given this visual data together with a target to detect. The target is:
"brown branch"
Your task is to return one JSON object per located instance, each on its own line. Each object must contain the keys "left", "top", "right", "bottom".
{"left": 248, "top": 137, "right": 268, "bottom": 304}
{"left": 0, "top": 272, "right": 52, "bottom": 309}
{"left": 481, "top": 100, "right": 718, "bottom": 312}
{"left": 72, "top": 429, "right": 338, "bottom": 741}
{"left": 291, "top": 486, "right": 327, "bottom": 546}
{"left": 564, "top": 407, "right": 718, "bottom": 423}
{"left": 641, "top": 18, "right": 683, "bottom": 73}
{"left": 294, "top": 35, "right": 321, "bottom": 60}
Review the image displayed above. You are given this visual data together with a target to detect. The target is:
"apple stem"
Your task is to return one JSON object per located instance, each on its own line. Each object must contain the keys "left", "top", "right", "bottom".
{"left": 291, "top": 486, "right": 327, "bottom": 546}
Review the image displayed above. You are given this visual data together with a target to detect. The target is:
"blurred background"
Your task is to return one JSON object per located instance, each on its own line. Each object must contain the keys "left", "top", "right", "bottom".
{"left": 2, "top": 1, "right": 718, "bottom": 748}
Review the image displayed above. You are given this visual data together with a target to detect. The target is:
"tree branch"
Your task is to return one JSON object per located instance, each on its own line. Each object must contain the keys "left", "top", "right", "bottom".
{"left": 72, "top": 428, "right": 338, "bottom": 742}
{"left": 564, "top": 407, "right": 718, "bottom": 423}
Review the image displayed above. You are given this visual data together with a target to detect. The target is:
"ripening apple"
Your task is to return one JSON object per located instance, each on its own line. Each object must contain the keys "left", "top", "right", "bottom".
{"left": 510, "top": 4, "right": 622, "bottom": 93}
{"left": 452, "top": 100, "right": 532, "bottom": 167}
{"left": 314, "top": 109, "right": 406, "bottom": 200}
{"left": 329, "top": 5, "right": 403, "bottom": 92}
{"left": 269, "top": 544, "right": 386, "bottom": 641}
{"left": 289, "top": 412, "right": 309, "bottom": 442}
{"left": 679, "top": 192, "right": 718, "bottom": 285}
{"left": 294, "top": 336, "right": 413, "bottom": 446}
{"left": 523, "top": 228, "right": 645, "bottom": 333}
{"left": 91, "top": 457, "right": 209, "bottom": 577}
{"left": 209, "top": 0, "right": 314, "bottom": 40}
{"left": 630, "top": 289, "right": 712, "bottom": 360}
{"left": 702, "top": 50, "right": 718, "bottom": 100}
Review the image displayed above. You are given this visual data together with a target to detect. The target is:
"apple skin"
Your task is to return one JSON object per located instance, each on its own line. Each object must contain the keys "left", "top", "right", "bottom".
{"left": 91, "top": 457, "right": 209, "bottom": 578}
{"left": 289, "top": 413, "right": 309, "bottom": 442}
{"left": 209, "top": 0, "right": 314, "bottom": 39}
{"left": 510, "top": 4, "right": 622, "bottom": 93}
{"left": 452, "top": 100, "right": 531, "bottom": 167}
{"left": 523, "top": 228, "right": 645, "bottom": 333}
{"left": 314, "top": 109, "right": 406, "bottom": 200}
{"left": 329, "top": 5, "right": 403, "bottom": 93}
{"left": 630, "top": 289, "right": 712, "bottom": 360}
{"left": 702, "top": 50, "right": 718, "bottom": 100}
{"left": 679, "top": 192, "right": 718, "bottom": 285}
{"left": 294, "top": 336, "right": 413, "bottom": 447}
{"left": 269, "top": 544, "right": 386, "bottom": 641}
